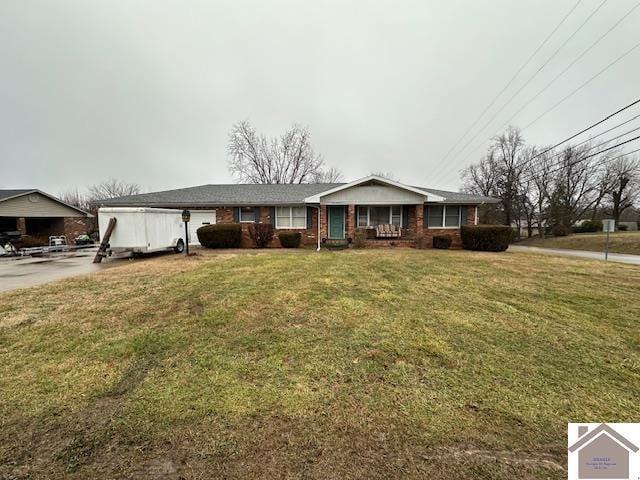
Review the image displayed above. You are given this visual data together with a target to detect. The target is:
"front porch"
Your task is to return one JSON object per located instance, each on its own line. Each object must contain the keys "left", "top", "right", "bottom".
{"left": 319, "top": 204, "right": 426, "bottom": 247}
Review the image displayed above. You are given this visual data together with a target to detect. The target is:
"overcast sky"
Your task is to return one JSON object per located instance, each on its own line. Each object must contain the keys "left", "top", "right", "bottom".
{"left": 1, "top": 0, "right": 638, "bottom": 195}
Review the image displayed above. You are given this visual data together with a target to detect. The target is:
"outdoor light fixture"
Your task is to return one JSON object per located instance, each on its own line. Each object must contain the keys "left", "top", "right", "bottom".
{"left": 182, "top": 209, "right": 191, "bottom": 255}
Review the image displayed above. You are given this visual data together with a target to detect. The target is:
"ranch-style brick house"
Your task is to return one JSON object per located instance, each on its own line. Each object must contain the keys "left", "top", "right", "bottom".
{"left": 99, "top": 176, "right": 498, "bottom": 249}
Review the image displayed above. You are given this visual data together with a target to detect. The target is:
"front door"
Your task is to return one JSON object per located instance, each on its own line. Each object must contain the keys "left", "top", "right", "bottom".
{"left": 328, "top": 206, "right": 345, "bottom": 239}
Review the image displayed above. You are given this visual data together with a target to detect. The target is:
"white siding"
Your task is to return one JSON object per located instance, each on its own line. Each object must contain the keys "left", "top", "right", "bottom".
{"left": 321, "top": 184, "right": 425, "bottom": 205}
{"left": 0, "top": 192, "right": 85, "bottom": 217}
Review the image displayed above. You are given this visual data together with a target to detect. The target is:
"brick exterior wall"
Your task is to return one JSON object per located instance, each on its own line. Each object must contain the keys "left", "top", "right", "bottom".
{"left": 420, "top": 205, "right": 476, "bottom": 249}
{"left": 212, "top": 206, "right": 319, "bottom": 248}
{"left": 63, "top": 217, "right": 89, "bottom": 243}
{"left": 132, "top": 203, "right": 479, "bottom": 250}
{"left": 308, "top": 204, "right": 479, "bottom": 249}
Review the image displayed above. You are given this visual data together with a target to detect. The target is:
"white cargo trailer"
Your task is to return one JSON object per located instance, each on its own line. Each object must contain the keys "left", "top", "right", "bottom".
{"left": 98, "top": 207, "right": 186, "bottom": 255}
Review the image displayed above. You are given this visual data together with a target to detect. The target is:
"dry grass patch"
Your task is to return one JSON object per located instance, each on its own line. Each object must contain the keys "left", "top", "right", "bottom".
{"left": 519, "top": 231, "right": 640, "bottom": 255}
{"left": 1, "top": 248, "right": 639, "bottom": 479}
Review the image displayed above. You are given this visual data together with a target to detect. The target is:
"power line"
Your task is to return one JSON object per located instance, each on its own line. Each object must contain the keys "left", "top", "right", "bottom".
{"left": 501, "top": 1, "right": 640, "bottom": 131}
{"left": 521, "top": 42, "right": 640, "bottom": 131}
{"left": 437, "top": 0, "right": 583, "bottom": 164}
{"left": 518, "top": 114, "right": 640, "bottom": 173}
{"left": 461, "top": 97, "right": 640, "bottom": 182}
{"left": 520, "top": 135, "right": 640, "bottom": 182}
{"left": 443, "top": 0, "right": 610, "bottom": 168}
{"left": 451, "top": 31, "right": 640, "bottom": 178}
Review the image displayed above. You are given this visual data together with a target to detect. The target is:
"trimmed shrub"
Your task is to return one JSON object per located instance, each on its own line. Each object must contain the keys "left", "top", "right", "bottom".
{"left": 248, "top": 223, "right": 274, "bottom": 248}
{"left": 618, "top": 224, "right": 628, "bottom": 231}
{"left": 510, "top": 228, "right": 521, "bottom": 243}
{"left": 572, "top": 220, "right": 602, "bottom": 233}
{"left": 197, "top": 224, "right": 242, "bottom": 248}
{"left": 432, "top": 236, "right": 452, "bottom": 249}
{"left": 278, "top": 231, "right": 301, "bottom": 248}
{"left": 460, "top": 225, "right": 510, "bottom": 252}
{"left": 551, "top": 224, "right": 569, "bottom": 237}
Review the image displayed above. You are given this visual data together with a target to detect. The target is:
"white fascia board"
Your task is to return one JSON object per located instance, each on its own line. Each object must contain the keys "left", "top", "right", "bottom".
{"left": 304, "top": 175, "right": 445, "bottom": 203}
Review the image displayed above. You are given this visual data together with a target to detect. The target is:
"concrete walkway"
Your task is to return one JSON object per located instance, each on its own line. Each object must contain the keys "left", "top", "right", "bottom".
{"left": 510, "top": 245, "right": 640, "bottom": 265}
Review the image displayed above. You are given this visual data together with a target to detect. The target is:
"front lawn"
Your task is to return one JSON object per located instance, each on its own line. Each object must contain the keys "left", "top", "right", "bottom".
{"left": 519, "top": 231, "right": 640, "bottom": 255}
{"left": 1, "top": 249, "right": 639, "bottom": 479}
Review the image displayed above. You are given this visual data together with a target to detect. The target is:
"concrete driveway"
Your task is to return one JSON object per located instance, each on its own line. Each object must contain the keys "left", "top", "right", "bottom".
{"left": 510, "top": 245, "right": 640, "bottom": 265}
{"left": 0, "top": 249, "right": 115, "bottom": 293}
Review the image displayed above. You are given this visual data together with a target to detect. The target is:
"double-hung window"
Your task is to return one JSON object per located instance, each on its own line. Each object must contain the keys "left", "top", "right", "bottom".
{"left": 239, "top": 207, "right": 256, "bottom": 223}
{"left": 276, "top": 206, "right": 307, "bottom": 229}
{"left": 356, "top": 206, "right": 402, "bottom": 227}
{"left": 426, "top": 205, "right": 464, "bottom": 228}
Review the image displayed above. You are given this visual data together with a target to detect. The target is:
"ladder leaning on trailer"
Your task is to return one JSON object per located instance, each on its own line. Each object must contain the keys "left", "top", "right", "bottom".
{"left": 93, "top": 217, "right": 117, "bottom": 264}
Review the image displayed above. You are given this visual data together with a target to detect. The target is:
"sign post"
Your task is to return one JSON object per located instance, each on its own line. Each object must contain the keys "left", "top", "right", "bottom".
{"left": 601, "top": 219, "right": 615, "bottom": 262}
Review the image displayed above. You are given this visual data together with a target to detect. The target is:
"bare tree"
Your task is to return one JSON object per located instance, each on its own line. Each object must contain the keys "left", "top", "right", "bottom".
{"left": 523, "top": 149, "right": 554, "bottom": 237}
{"left": 545, "top": 144, "right": 613, "bottom": 227}
{"left": 311, "top": 167, "right": 343, "bottom": 183}
{"left": 227, "top": 121, "right": 338, "bottom": 184}
{"left": 59, "top": 189, "right": 90, "bottom": 212}
{"left": 88, "top": 179, "right": 142, "bottom": 200}
{"left": 604, "top": 156, "right": 640, "bottom": 227}
{"left": 369, "top": 171, "right": 399, "bottom": 181}
{"left": 461, "top": 150, "right": 498, "bottom": 198}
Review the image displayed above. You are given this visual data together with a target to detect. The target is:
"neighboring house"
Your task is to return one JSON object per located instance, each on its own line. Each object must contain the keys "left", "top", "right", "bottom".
{"left": 568, "top": 424, "right": 638, "bottom": 479}
{"left": 98, "top": 176, "right": 498, "bottom": 249}
{"left": 0, "top": 189, "right": 92, "bottom": 243}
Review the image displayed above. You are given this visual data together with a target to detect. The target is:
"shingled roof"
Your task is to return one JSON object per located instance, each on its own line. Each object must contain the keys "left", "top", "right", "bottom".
{"left": 98, "top": 183, "right": 498, "bottom": 207}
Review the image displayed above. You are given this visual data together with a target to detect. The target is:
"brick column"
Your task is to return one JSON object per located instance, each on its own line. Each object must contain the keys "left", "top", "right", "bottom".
{"left": 16, "top": 217, "right": 27, "bottom": 235}
{"left": 415, "top": 204, "right": 424, "bottom": 230}
{"left": 347, "top": 204, "right": 356, "bottom": 240}
{"left": 319, "top": 205, "right": 328, "bottom": 241}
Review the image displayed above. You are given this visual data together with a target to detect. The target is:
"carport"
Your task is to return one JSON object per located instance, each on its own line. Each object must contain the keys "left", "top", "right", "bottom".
{"left": 0, "top": 189, "right": 92, "bottom": 245}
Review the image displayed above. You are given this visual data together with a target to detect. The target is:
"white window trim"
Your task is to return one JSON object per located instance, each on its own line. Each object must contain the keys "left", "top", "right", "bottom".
{"left": 426, "top": 205, "right": 462, "bottom": 229}
{"left": 357, "top": 206, "right": 402, "bottom": 228}
{"left": 275, "top": 206, "right": 307, "bottom": 230}
{"left": 239, "top": 207, "right": 256, "bottom": 223}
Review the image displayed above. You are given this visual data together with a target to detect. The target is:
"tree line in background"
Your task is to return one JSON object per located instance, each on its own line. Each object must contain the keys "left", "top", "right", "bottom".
{"left": 462, "top": 126, "right": 640, "bottom": 237}
{"left": 60, "top": 179, "right": 142, "bottom": 235}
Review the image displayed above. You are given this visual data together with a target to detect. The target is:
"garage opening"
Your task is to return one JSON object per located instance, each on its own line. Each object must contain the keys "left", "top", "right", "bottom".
{"left": 24, "top": 218, "right": 65, "bottom": 239}
{"left": 0, "top": 217, "right": 17, "bottom": 232}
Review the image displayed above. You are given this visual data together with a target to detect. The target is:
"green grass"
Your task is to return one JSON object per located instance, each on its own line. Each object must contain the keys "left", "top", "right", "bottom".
{"left": 1, "top": 249, "right": 639, "bottom": 479}
{"left": 519, "top": 231, "right": 640, "bottom": 255}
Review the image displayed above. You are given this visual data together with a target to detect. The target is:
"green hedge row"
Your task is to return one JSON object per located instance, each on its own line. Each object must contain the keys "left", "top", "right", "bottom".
{"left": 197, "top": 224, "right": 242, "bottom": 248}
{"left": 278, "top": 231, "right": 301, "bottom": 248}
{"left": 460, "top": 225, "right": 510, "bottom": 252}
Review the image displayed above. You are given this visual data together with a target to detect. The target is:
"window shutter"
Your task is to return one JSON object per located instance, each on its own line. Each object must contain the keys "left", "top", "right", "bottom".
{"left": 232, "top": 207, "right": 239, "bottom": 223}
{"left": 254, "top": 207, "right": 261, "bottom": 223}
{"left": 423, "top": 206, "right": 428, "bottom": 227}
{"left": 269, "top": 207, "right": 276, "bottom": 225}
{"left": 460, "top": 206, "right": 468, "bottom": 225}
{"left": 402, "top": 206, "right": 409, "bottom": 228}
{"left": 306, "top": 206, "right": 313, "bottom": 229}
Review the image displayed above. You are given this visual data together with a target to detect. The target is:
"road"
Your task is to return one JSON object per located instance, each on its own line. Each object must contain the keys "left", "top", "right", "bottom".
{"left": 0, "top": 249, "right": 117, "bottom": 293}
{"left": 510, "top": 245, "right": 640, "bottom": 266}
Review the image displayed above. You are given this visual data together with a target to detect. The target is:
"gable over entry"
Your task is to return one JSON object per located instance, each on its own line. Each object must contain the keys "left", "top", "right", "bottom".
{"left": 304, "top": 175, "right": 445, "bottom": 205}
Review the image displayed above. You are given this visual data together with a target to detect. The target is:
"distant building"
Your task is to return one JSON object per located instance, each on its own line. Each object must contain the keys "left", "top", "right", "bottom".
{"left": 0, "top": 189, "right": 92, "bottom": 243}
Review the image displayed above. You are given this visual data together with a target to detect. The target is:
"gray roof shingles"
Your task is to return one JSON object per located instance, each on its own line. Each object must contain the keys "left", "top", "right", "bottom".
{"left": 0, "top": 189, "right": 35, "bottom": 202}
{"left": 98, "top": 183, "right": 498, "bottom": 206}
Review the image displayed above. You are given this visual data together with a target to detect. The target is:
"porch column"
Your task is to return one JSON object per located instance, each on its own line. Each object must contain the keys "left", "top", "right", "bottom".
{"left": 319, "top": 205, "right": 328, "bottom": 240}
{"left": 16, "top": 217, "right": 27, "bottom": 235}
{"left": 347, "top": 204, "right": 356, "bottom": 240}
{"left": 415, "top": 205, "right": 424, "bottom": 247}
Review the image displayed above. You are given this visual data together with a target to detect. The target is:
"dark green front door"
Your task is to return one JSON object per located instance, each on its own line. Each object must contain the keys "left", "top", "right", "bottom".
{"left": 328, "top": 206, "right": 345, "bottom": 239}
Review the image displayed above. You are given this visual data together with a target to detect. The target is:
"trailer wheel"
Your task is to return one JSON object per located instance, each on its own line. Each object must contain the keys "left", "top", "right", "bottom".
{"left": 174, "top": 239, "right": 185, "bottom": 253}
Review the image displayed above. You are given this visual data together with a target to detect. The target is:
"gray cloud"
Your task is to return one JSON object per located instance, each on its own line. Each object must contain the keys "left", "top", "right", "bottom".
{"left": 1, "top": 0, "right": 638, "bottom": 194}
